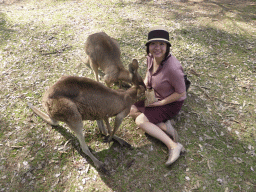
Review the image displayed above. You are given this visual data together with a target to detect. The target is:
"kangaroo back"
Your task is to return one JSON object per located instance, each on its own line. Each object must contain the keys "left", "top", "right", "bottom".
{"left": 43, "top": 76, "right": 127, "bottom": 121}
{"left": 84, "top": 32, "right": 132, "bottom": 87}
{"left": 85, "top": 32, "right": 121, "bottom": 71}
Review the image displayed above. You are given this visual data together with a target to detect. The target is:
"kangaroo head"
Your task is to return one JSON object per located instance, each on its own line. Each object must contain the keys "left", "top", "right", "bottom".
{"left": 129, "top": 59, "right": 146, "bottom": 89}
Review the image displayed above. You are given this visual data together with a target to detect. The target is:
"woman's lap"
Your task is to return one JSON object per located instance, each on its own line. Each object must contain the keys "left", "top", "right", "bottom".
{"left": 134, "top": 100, "right": 184, "bottom": 124}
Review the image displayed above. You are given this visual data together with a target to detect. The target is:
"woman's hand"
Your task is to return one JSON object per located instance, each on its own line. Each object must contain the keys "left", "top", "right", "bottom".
{"left": 146, "top": 91, "right": 186, "bottom": 107}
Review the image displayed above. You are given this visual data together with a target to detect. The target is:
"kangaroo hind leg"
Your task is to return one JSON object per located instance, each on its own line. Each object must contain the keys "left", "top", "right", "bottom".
{"left": 66, "top": 120, "right": 107, "bottom": 173}
{"left": 96, "top": 120, "right": 108, "bottom": 135}
{"left": 103, "top": 113, "right": 131, "bottom": 148}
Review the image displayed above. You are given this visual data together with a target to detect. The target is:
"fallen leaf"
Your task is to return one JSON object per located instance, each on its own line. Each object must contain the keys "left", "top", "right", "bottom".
{"left": 233, "top": 157, "right": 243, "bottom": 163}
{"left": 217, "top": 178, "right": 223, "bottom": 183}
{"left": 204, "top": 134, "right": 213, "bottom": 140}
{"left": 55, "top": 173, "right": 61, "bottom": 178}
{"left": 189, "top": 68, "right": 200, "bottom": 76}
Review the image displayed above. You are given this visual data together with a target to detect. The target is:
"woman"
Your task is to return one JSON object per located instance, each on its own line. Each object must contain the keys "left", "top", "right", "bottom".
{"left": 130, "top": 27, "right": 186, "bottom": 166}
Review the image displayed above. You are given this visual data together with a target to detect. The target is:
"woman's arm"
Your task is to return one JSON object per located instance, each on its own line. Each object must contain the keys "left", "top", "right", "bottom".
{"left": 144, "top": 72, "right": 149, "bottom": 87}
{"left": 147, "top": 91, "right": 186, "bottom": 107}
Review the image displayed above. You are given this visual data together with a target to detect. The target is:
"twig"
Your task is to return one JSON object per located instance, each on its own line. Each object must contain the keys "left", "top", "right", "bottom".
{"left": 40, "top": 45, "right": 72, "bottom": 55}
{"left": 211, "top": 96, "right": 240, "bottom": 106}
{"left": 207, "top": 159, "right": 211, "bottom": 171}
{"left": 205, "top": 143, "right": 223, "bottom": 153}
{"left": 230, "top": 119, "right": 241, "bottom": 124}
{"left": 10, "top": 146, "right": 23, "bottom": 149}
{"left": 195, "top": 85, "right": 213, "bottom": 100}
{"left": 189, "top": 68, "right": 201, "bottom": 77}
{"left": 63, "top": 139, "right": 71, "bottom": 150}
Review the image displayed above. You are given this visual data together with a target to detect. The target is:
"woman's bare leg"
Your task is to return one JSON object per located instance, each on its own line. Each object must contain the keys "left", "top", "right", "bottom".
{"left": 135, "top": 113, "right": 184, "bottom": 165}
{"left": 135, "top": 113, "right": 177, "bottom": 150}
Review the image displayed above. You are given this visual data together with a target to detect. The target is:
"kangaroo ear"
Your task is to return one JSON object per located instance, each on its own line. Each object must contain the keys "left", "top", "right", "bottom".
{"left": 132, "top": 59, "right": 139, "bottom": 70}
{"left": 128, "top": 64, "right": 134, "bottom": 74}
{"left": 129, "top": 59, "right": 139, "bottom": 74}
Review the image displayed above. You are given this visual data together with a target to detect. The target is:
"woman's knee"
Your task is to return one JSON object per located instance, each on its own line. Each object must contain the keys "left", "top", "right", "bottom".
{"left": 130, "top": 105, "right": 138, "bottom": 114}
{"left": 135, "top": 113, "right": 148, "bottom": 126}
{"left": 129, "top": 105, "right": 140, "bottom": 120}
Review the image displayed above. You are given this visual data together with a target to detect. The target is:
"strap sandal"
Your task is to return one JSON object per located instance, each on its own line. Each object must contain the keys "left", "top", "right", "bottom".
{"left": 165, "top": 143, "right": 185, "bottom": 166}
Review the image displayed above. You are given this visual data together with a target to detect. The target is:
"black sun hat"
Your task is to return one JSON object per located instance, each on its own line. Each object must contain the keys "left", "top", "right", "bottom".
{"left": 146, "top": 26, "right": 171, "bottom": 46}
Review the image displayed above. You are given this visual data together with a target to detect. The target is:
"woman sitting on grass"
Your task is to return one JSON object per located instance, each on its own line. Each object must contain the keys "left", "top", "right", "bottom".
{"left": 130, "top": 26, "right": 186, "bottom": 165}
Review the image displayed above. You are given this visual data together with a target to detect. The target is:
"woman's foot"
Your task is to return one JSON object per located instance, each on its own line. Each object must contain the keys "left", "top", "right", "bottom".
{"left": 165, "top": 120, "right": 179, "bottom": 143}
{"left": 165, "top": 143, "right": 185, "bottom": 166}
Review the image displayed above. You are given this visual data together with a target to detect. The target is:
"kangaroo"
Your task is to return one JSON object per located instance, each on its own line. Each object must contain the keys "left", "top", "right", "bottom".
{"left": 84, "top": 32, "right": 133, "bottom": 87}
{"left": 28, "top": 59, "right": 146, "bottom": 173}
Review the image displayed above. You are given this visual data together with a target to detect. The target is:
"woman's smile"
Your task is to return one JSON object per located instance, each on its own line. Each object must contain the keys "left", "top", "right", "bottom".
{"left": 149, "top": 41, "right": 167, "bottom": 60}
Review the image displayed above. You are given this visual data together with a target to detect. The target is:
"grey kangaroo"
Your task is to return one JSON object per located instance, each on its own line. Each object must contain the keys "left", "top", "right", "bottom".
{"left": 28, "top": 59, "right": 146, "bottom": 173}
{"left": 84, "top": 32, "right": 134, "bottom": 87}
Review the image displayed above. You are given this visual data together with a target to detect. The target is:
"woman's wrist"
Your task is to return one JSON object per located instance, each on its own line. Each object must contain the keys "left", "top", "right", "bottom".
{"left": 160, "top": 100, "right": 166, "bottom": 106}
{"left": 162, "top": 92, "right": 185, "bottom": 105}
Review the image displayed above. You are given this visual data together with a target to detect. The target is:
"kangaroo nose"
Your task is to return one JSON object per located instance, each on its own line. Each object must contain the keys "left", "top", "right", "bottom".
{"left": 140, "top": 81, "right": 146, "bottom": 89}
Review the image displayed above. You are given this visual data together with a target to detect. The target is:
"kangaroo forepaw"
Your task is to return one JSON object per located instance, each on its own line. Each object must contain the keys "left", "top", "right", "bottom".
{"left": 118, "top": 139, "right": 132, "bottom": 148}
{"left": 103, "top": 135, "right": 113, "bottom": 143}
{"left": 98, "top": 164, "right": 110, "bottom": 175}
{"left": 103, "top": 135, "right": 132, "bottom": 148}
{"left": 122, "top": 141, "right": 132, "bottom": 149}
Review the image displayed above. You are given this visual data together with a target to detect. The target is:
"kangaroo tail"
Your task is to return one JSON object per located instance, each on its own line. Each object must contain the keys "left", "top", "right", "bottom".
{"left": 27, "top": 102, "right": 59, "bottom": 126}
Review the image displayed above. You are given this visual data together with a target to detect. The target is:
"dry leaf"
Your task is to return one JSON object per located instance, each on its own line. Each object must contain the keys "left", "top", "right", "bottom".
{"left": 189, "top": 68, "right": 200, "bottom": 76}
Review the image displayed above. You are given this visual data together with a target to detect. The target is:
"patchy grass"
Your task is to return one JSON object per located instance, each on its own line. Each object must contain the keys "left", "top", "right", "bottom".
{"left": 0, "top": 0, "right": 255, "bottom": 191}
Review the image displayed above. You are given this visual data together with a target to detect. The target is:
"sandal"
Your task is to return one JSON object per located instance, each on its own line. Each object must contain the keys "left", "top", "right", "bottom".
{"left": 165, "top": 143, "right": 185, "bottom": 166}
{"left": 165, "top": 120, "right": 179, "bottom": 143}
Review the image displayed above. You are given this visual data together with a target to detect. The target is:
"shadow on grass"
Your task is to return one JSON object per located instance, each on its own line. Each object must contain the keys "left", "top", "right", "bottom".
{"left": 126, "top": 0, "right": 256, "bottom": 23}
{"left": 0, "top": 12, "right": 15, "bottom": 47}
{"left": 8, "top": 88, "right": 254, "bottom": 191}
{"left": 95, "top": 92, "right": 254, "bottom": 191}
{"left": 15, "top": 119, "right": 185, "bottom": 191}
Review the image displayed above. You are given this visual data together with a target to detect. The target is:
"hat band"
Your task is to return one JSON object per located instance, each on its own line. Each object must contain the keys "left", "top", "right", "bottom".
{"left": 148, "top": 30, "right": 169, "bottom": 41}
{"left": 147, "top": 38, "right": 169, "bottom": 43}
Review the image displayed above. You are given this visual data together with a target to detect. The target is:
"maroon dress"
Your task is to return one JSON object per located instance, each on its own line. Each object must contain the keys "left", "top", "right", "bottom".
{"left": 134, "top": 54, "right": 186, "bottom": 124}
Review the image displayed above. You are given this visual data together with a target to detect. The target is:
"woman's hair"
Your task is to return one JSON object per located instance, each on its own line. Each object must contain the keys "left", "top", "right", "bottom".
{"left": 146, "top": 42, "right": 171, "bottom": 60}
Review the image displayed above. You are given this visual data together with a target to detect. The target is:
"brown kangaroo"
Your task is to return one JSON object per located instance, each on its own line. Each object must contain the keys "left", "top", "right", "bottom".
{"left": 28, "top": 59, "right": 146, "bottom": 173}
{"left": 84, "top": 32, "right": 133, "bottom": 87}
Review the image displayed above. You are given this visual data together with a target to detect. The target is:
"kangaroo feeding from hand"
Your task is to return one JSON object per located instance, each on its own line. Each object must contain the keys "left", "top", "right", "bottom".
{"left": 84, "top": 32, "right": 136, "bottom": 87}
{"left": 28, "top": 59, "right": 146, "bottom": 173}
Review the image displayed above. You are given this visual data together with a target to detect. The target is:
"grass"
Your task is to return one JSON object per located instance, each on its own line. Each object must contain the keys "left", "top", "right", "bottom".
{"left": 0, "top": 0, "right": 255, "bottom": 191}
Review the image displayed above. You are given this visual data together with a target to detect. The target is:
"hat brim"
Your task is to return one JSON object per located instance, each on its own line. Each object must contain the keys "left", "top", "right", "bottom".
{"left": 145, "top": 38, "right": 171, "bottom": 46}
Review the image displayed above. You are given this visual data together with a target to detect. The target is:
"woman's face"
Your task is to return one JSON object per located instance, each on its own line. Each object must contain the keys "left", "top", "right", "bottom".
{"left": 149, "top": 41, "right": 167, "bottom": 60}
